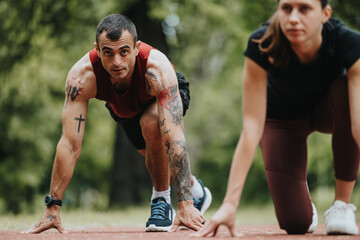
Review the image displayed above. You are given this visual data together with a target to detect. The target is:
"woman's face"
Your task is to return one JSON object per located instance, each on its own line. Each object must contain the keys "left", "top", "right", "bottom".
{"left": 277, "top": 0, "right": 331, "bottom": 46}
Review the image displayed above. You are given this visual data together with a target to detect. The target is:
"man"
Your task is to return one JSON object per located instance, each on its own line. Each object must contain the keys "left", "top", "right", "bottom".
{"left": 26, "top": 14, "right": 211, "bottom": 234}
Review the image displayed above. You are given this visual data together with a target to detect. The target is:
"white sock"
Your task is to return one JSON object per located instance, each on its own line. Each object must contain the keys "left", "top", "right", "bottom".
{"left": 151, "top": 187, "right": 171, "bottom": 203}
{"left": 191, "top": 176, "right": 204, "bottom": 199}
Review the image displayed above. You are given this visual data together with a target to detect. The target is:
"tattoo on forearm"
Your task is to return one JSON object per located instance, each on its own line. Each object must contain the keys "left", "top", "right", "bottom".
{"left": 160, "top": 118, "right": 171, "bottom": 134}
{"left": 47, "top": 215, "right": 56, "bottom": 222}
{"left": 64, "top": 76, "right": 82, "bottom": 108}
{"left": 166, "top": 140, "right": 192, "bottom": 201}
{"left": 146, "top": 70, "right": 182, "bottom": 126}
{"left": 160, "top": 118, "right": 165, "bottom": 127}
{"left": 74, "top": 114, "right": 85, "bottom": 133}
{"left": 158, "top": 85, "right": 182, "bottom": 125}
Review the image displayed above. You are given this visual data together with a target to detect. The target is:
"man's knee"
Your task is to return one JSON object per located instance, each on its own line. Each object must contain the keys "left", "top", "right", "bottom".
{"left": 140, "top": 110, "right": 160, "bottom": 141}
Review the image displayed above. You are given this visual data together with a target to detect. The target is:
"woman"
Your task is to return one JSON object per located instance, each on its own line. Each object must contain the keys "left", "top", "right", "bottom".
{"left": 193, "top": 0, "right": 360, "bottom": 236}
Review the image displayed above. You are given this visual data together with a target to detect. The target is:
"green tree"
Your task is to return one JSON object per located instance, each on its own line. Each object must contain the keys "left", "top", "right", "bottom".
{"left": 0, "top": 0, "right": 115, "bottom": 213}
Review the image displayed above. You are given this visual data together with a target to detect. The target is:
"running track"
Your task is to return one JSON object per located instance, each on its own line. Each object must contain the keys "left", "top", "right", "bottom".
{"left": 1, "top": 224, "right": 360, "bottom": 240}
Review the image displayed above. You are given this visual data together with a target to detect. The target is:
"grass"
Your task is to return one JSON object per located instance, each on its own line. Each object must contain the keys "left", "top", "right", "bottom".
{"left": 0, "top": 205, "right": 277, "bottom": 231}
{"left": 1, "top": 188, "right": 360, "bottom": 231}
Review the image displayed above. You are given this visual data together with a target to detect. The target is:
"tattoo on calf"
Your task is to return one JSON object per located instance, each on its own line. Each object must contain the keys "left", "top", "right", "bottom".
{"left": 74, "top": 114, "right": 85, "bottom": 133}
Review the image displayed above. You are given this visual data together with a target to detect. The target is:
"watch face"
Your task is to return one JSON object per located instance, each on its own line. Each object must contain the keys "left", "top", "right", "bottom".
{"left": 44, "top": 194, "right": 53, "bottom": 206}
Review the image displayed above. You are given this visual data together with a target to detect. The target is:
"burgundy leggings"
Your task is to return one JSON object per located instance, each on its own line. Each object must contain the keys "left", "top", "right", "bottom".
{"left": 260, "top": 77, "right": 360, "bottom": 234}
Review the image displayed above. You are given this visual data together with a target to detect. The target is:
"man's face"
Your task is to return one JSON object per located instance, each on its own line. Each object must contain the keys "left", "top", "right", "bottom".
{"left": 95, "top": 30, "right": 139, "bottom": 81}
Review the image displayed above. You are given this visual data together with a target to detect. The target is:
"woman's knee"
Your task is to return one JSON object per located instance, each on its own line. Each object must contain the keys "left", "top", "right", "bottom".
{"left": 280, "top": 216, "right": 312, "bottom": 234}
{"left": 266, "top": 170, "right": 313, "bottom": 234}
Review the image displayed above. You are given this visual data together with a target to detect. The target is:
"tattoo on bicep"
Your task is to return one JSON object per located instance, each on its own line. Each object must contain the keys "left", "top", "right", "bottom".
{"left": 145, "top": 70, "right": 159, "bottom": 94}
{"left": 64, "top": 76, "right": 82, "bottom": 108}
{"left": 74, "top": 114, "right": 85, "bottom": 133}
{"left": 166, "top": 140, "right": 192, "bottom": 201}
{"left": 158, "top": 85, "right": 182, "bottom": 125}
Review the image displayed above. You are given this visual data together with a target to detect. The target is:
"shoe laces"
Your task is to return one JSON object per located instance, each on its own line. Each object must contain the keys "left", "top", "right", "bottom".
{"left": 150, "top": 200, "right": 168, "bottom": 220}
{"left": 325, "top": 202, "right": 357, "bottom": 220}
{"left": 193, "top": 198, "right": 202, "bottom": 210}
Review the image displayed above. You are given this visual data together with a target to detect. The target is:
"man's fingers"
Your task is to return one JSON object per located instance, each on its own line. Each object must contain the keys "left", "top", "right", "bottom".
{"left": 23, "top": 223, "right": 66, "bottom": 234}
{"left": 56, "top": 224, "right": 67, "bottom": 234}
{"left": 170, "top": 216, "right": 181, "bottom": 232}
{"left": 23, "top": 222, "right": 50, "bottom": 234}
{"left": 170, "top": 223, "right": 180, "bottom": 232}
{"left": 22, "top": 214, "right": 66, "bottom": 234}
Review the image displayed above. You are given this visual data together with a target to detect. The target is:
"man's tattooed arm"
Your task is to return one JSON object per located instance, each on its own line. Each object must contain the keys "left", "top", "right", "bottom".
{"left": 74, "top": 114, "right": 85, "bottom": 133}
{"left": 146, "top": 69, "right": 191, "bottom": 202}
{"left": 165, "top": 140, "right": 192, "bottom": 201}
{"left": 64, "top": 76, "right": 82, "bottom": 109}
{"left": 158, "top": 85, "right": 182, "bottom": 126}
{"left": 146, "top": 70, "right": 183, "bottom": 126}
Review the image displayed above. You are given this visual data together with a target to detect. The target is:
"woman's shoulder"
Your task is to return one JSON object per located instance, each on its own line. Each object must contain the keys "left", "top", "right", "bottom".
{"left": 248, "top": 23, "right": 269, "bottom": 40}
{"left": 323, "top": 18, "right": 360, "bottom": 69}
{"left": 324, "top": 18, "right": 346, "bottom": 31}
{"left": 324, "top": 18, "right": 360, "bottom": 38}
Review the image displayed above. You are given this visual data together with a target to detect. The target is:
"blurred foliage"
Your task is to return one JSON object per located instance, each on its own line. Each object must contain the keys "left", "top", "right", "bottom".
{"left": 332, "top": 0, "right": 360, "bottom": 29}
{"left": 0, "top": 0, "right": 359, "bottom": 214}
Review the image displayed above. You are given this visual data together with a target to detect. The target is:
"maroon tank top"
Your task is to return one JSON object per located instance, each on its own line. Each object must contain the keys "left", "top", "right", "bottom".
{"left": 89, "top": 42, "right": 155, "bottom": 118}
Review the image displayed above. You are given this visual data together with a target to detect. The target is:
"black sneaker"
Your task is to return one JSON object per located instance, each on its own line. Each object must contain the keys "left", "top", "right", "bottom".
{"left": 145, "top": 197, "right": 175, "bottom": 232}
{"left": 193, "top": 179, "right": 212, "bottom": 214}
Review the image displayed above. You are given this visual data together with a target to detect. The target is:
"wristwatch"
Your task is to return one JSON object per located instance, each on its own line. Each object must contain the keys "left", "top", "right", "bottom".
{"left": 44, "top": 194, "right": 62, "bottom": 207}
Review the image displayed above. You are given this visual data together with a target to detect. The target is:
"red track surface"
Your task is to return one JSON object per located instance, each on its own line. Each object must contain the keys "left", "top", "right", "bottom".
{"left": 1, "top": 224, "right": 360, "bottom": 240}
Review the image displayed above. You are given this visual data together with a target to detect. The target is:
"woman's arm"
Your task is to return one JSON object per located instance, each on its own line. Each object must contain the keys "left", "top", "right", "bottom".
{"left": 347, "top": 58, "right": 360, "bottom": 148}
{"left": 193, "top": 57, "right": 268, "bottom": 237}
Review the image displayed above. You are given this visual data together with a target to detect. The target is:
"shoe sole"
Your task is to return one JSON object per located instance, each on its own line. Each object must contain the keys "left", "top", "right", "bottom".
{"left": 200, "top": 187, "right": 212, "bottom": 214}
{"left": 145, "top": 209, "right": 176, "bottom": 232}
{"left": 145, "top": 224, "right": 172, "bottom": 232}
{"left": 326, "top": 224, "right": 359, "bottom": 235}
{"left": 307, "top": 202, "right": 318, "bottom": 233}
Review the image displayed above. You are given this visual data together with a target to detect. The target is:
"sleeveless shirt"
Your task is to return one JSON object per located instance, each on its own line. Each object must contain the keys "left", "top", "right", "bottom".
{"left": 89, "top": 42, "right": 155, "bottom": 118}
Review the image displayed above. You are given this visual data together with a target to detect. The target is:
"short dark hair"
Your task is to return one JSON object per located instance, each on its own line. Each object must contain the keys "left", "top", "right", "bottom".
{"left": 96, "top": 14, "right": 138, "bottom": 47}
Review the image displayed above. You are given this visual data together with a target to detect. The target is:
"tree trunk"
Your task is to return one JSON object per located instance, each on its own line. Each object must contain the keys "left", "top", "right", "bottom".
{"left": 108, "top": 0, "right": 169, "bottom": 206}
{"left": 109, "top": 125, "right": 149, "bottom": 206}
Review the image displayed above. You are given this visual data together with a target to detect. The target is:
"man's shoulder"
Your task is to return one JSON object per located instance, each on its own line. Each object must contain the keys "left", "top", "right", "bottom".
{"left": 138, "top": 42, "right": 155, "bottom": 60}
{"left": 67, "top": 51, "right": 97, "bottom": 100}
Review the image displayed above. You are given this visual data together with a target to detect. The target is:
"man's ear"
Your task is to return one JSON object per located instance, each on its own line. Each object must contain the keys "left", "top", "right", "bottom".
{"left": 135, "top": 40, "right": 141, "bottom": 56}
{"left": 94, "top": 42, "right": 100, "bottom": 56}
{"left": 322, "top": 5, "right": 332, "bottom": 24}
